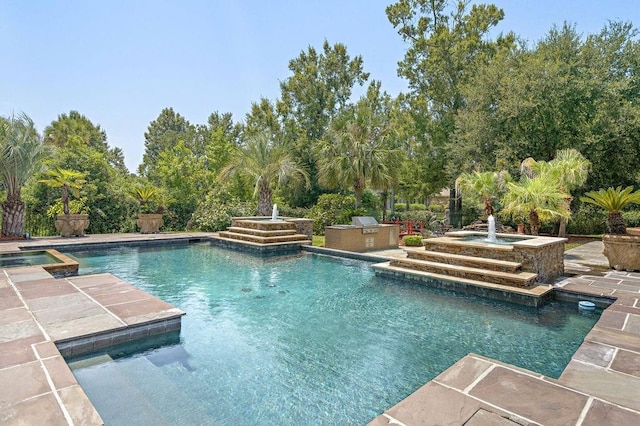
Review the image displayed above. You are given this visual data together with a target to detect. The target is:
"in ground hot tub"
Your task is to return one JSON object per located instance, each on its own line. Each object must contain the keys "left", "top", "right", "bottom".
{"left": 0, "top": 249, "right": 79, "bottom": 275}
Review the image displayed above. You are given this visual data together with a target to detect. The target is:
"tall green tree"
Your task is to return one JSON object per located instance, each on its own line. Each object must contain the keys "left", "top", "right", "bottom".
{"left": 27, "top": 112, "right": 138, "bottom": 235}
{"left": 220, "top": 131, "right": 309, "bottom": 215}
{"left": 276, "top": 40, "right": 370, "bottom": 207}
{"left": 386, "top": 0, "right": 513, "bottom": 196}
{"left": 139, "top": 108, "right": 195, "bottom": 177}
{"left": 316, "top": 82, "right": 405, "bottom": 208}
{"left": 455, "top": 22, "right": 640, "bottom": 190}
{"left": 0, "top": 113, "right": 46, "bottom": 237}
{"left": 44, "top": 111, "right": 109, "bottom": 154}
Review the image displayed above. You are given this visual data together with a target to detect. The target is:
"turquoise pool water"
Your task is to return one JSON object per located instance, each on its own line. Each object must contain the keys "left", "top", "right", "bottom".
{"left": 66, "top": 244, "right": 599, "bottom": 425}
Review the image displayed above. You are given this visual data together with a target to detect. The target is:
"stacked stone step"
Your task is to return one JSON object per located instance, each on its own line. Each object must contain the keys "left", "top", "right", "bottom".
{"left": 218, "top": 219, "right": 311, "bottom": 245}
{"left": 390, "top": 243, "right": 538, "bottom": 288}
{"left": 406, "top": 249, "right": 522, "bottom": 273}
{"left": 389, "top": 257, "right": 537, "bottom": 288}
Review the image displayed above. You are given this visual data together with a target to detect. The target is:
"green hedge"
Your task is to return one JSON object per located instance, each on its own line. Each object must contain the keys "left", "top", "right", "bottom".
{"left": 403, "top": 235, "right": 424, "bottom": 246}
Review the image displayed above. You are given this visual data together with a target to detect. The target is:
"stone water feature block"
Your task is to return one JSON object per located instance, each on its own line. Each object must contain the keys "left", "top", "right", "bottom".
{"left": 425, "top": 232, "right": 566, "bottom": 283}
{"left": 230, "top": 217, "right": 313, "bottom": 237}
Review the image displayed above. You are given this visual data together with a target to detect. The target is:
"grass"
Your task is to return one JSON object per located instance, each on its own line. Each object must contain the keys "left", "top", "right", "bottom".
{"left": 312, "top": 235, "right": 325, "bottom": 247}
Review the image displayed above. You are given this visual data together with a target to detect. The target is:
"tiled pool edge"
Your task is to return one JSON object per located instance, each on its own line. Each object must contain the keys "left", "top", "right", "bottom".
{"left": 55, "top": 316, "right": 183, "bottom": 358}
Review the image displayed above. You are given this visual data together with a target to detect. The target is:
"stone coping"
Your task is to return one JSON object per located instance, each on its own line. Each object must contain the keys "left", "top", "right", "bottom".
{"left": 445, "top": 231, "right": 567, "bottom": 248}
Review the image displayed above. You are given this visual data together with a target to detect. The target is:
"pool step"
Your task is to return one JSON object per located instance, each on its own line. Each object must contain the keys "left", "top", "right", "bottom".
{"left": 423, "top": 240, "right": 517, "bottom": 262}
{"left": 217, "top": 231, "right": 311, "bottom": 244}
{"left": 389, "top": 257, "right": 537, "bottom": 288}
{"left": 233, "top": 219, "right": 298, "bottom": 231}
{"left": 226, "top": 226, "right": 297, "bottom": 237}
{"left": 405, "top": 248, "right": 522, "bottom": 273}
{"left": 372, "top": 262, "right": 551, "bottom": 304}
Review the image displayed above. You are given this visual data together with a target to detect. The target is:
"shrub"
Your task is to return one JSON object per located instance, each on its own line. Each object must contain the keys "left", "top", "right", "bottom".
{"left": 623, "top": 209, "right": 640, "bottom": 228}
{"left": 393, "top": 202, "right": 406, "bottom": 212}
{"left": 403, "top": 235, "right": 424, "bottom": 246}
{"left": 307, "top": 193, "right": 360, "bottom": 235}
{"left": 276, "top": 204, "right": 309, "bottom": 219}
{"left": 409, "top": 203, "right": 427, "bottom": 211}
{"left": 429, "top": 203, "right": 446, "bottom": 213}
{"left": 192, "top": 189, "right": 256, "bottom": 231}
{"left": 567, "top": 203, "right": 607, "bottom": 235}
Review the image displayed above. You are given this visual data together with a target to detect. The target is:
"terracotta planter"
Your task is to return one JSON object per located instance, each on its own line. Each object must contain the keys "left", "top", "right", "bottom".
{"left": 137, "top": 213, "right": 163, "bottom": 234}
{"left": 602, "top": 233, "right": 640, "bottom": 272}
{"left": 55, "top": 214, "right": 90, "bottom": 237}
{"left": 517, "top": 223, "right": 525, "bottom": 234}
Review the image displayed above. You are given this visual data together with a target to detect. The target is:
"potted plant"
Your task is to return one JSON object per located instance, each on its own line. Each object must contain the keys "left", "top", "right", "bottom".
{"left": 39, "top": 168, "right": 89, "bottom": 237}
{"left": 580, "top": 186, "right": 640, "bottom": 271}
{"left": 131, "top": 184, "right": 164, "bottom": 234}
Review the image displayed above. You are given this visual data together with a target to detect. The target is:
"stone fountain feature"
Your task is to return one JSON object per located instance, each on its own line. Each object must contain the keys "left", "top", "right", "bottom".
{"left": 212, "top": 205, "right": 313, "bottom": 255}
{"left": 373, "top": 229, "right": 567, "bottom": 306}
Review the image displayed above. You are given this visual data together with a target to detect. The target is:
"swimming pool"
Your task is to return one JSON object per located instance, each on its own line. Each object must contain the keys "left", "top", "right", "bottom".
{"left": 66, "top": 244, "right": 599, "bottom": 425}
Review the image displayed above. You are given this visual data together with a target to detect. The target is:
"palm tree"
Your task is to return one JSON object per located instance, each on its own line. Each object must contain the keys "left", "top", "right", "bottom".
{"left": 580, "top": 186, "right": 640, "bottom": 234}
{"left": 220, "top": 131, "right": 309, "bottom": 216}
{"left": 521, "top": 149, "right": 590, "bottom": 236}
{"left": 39, "top": 168, "right": 86, "bottom": 215}
{"left": 0, "top": 113, "right": 46, "bottom": 237}
{"left": 501, "top": 176, "right": 570, "bottom": 235}
{"left": 455, "top": 170, "right": 511, "bottom": 216}
{"left": 316, "top": 103, "right": 404, "bottom": 209}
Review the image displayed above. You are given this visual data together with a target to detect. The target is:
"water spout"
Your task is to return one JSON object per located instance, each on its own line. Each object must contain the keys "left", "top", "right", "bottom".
{"left": 486, "top": 215, "right": 497, "bottom": 243}
{"left": 271, "top": 204, "right": 278, "bottom": 221}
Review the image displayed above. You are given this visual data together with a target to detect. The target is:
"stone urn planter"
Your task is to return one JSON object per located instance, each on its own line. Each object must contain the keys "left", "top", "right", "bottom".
{"left": 137, "top": 213, "right": 163, "bottom": 234}
{"left": 55, "top": 214, "right": 90, "bottom": 237}
{"left": 603, "top": 229, "right": 640, "bottom": 272}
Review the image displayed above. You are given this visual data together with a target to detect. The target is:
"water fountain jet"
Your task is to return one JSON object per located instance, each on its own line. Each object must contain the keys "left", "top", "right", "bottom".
{"left": 271, "top": 204, "right": 278, "bottom": 221}
{"left": 486, "top": 214, "right": 497, "bottom": 243}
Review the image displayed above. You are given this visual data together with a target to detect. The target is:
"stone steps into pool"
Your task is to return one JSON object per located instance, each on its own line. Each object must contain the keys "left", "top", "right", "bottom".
{"left": 212, "top": 216, "right": 313, "bottom": 254}
{"left": 405, "top": 248, "right": 522, "bottom": 273}
{"left": 371, "top": 262, "right": 552, "bottom": 306}
{"left": 225, "top": 226, "right": 298, "bottom": 237}
{"left": 217, "top": 230, "right": 311, "bottom": 244}
{"left": 387, "top": 257, "right": 538, "bottom": 288}
{"left": 423, "top": 239, "right": 517, "bottom": 262}
{"left": 233, "top": 219, "right": 298, "bottom": 231}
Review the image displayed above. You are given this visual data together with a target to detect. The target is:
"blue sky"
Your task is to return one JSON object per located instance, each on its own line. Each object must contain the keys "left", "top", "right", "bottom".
{"left": 1, "top": 0, "right": 638, "bottom": 172}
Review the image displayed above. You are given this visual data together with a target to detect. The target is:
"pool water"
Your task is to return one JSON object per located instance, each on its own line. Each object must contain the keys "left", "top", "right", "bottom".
{"left": 460, "top": 235, "right": 529, "bottom": 245}
{"left": 66, "top": 244, "right": 599, "bottom": 425}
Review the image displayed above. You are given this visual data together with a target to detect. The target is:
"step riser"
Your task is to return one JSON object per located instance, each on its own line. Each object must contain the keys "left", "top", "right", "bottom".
{"left": 390, "top": 259, "right": 536, "bottom": 288}
{"left": 423, "top": 242, "right": 518, "bottom": 262}
{"left": 233, "top": 220, "right": 297, "bottom": 231}
{"left": 218, "top": 232, "right": 309, "bottom": 244}
{"left": 407, "top": 251, "right": 521, "bottom": 273}
{"left": 226, "top": 227, "right": 297, "bottom": 237}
